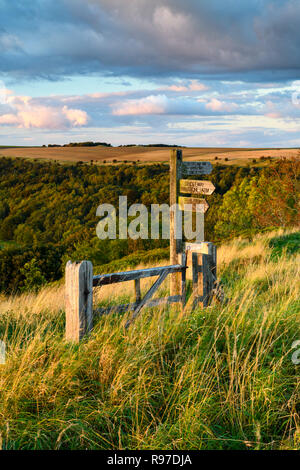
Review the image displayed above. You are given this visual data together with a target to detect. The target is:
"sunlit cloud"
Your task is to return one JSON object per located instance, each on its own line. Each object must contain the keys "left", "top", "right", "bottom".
{"left": 112, "top": 95, "right": 168, "bottom": 116}
{"left": 166, "top": 80, "right": 208, "bottom": 92}
{"left": 205, "top": 98, "right": 236, "bottom": 112}
{"left": 0, "top": 93, "right": 89, "bottom": 129}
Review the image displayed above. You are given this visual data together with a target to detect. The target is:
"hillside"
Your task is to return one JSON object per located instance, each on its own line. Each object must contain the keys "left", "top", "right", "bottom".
{"left": 1, "top": 157, "right": 298, "bottom": 295}
{"left": 0, "top": 229, "right": 299, "bottom": 450}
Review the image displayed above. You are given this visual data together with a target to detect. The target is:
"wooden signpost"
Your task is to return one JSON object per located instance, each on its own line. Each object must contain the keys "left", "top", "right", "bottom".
{"left": 180, "top": 179, "right": 215, "bottom": 196}
{"left": 178, "top": 196, "right": 209, "bottom": 213}
{"left": 170, "top": 149, "right": 215, "bottom": 298}
{"left": 170, "top": 149, "right": 183, "bottom": 295}
{"left": 182, "top": 161, "right": 213, "bottom": 176}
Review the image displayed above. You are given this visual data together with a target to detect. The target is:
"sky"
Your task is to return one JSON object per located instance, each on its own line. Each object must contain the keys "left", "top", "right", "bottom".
{"left": 1, "top": 0, "right": 300, "bottom": 147}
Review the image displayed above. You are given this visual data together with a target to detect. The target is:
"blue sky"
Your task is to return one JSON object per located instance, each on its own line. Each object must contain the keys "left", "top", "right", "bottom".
{"left": 1, "top": 0, "right": 300, "bottom": 147}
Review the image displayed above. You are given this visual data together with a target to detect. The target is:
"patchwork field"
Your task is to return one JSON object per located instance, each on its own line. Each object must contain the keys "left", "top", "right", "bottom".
{"left": 0, "top": 145, "right": 299, "bottom": 166}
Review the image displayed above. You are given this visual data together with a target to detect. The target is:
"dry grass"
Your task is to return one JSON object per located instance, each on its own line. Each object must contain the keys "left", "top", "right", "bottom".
{"left": 0, "top": 285, "right": 65, "bottom": 318}
{"left": 218, "top": 227, "right": 298, "bottom": 265}
{"left": 0, "top": 229, "right": 299, "bottom": 450}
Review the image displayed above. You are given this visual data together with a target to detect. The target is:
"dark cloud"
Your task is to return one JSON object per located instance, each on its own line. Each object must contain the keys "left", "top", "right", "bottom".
{"left": 0, "top": 0, "right": 300, "bottom": 81}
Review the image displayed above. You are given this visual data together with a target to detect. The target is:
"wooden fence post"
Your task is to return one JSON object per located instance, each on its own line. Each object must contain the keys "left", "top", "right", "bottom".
{"left": 201, "top": 254, "right": 210, "bottom": 307}
{"left": 181, "top": 252, "right": 187, "bottom": 310}
{"left": 65, "top": 260, "right": 93, "bottom": 342}
{"left": 192, "top": 252, "right": 201, "bottom": 308}
{"left": 191, "top": 248, "right": 216, "bottom": 309}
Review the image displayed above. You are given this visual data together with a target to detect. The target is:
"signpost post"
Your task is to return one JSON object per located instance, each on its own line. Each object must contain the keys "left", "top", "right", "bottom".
{"left": 170, "top": 149, "right": 183, "bottom": 295}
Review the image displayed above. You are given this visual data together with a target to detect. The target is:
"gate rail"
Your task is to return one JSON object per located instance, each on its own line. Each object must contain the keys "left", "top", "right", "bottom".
{"left": 94, "top": 257, "right": 187, "bottom": 328}
{"left": 65, "top": 254, "right": 187, "bottom": 342}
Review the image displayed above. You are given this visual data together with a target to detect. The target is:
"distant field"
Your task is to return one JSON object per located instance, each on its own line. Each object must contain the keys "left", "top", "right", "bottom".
{"left": 0, "top": 145, "right": 299, "bottom": 166}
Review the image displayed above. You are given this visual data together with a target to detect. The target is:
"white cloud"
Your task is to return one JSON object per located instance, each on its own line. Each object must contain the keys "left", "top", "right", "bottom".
{"left": 263, "top": 100, "right": 282, "bottom": 119}
{"left": 112, "top": 94, "right": 168, "bottom": 115}
{"left": 0, "top": 92, "right": 89, "bottom": 129}
{"left": 205, "top": 98, "right": 238, "bottom": 112}
{"left": 166, "top": 80, "right": 208, "bottom": 92}
{"left": 62, "top": 106, "right": 88, "bottom": 126}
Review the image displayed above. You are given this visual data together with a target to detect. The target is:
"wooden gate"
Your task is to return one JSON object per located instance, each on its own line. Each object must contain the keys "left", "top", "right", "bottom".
{"left": 65, "top": 243, "right": 221, "bottom": 342}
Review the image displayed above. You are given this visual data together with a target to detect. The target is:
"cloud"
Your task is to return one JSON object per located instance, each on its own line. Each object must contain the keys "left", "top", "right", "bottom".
{"left": 206, "top": 98, "right": 224, "bottom": 111}
{"left": 0, "top": 82, "right": 13, "bottom": 105}
{"left": 62, "top": 106, "right": 88, "bottom": 126}
{"left": 205, "top": 98, "right": 238, "bottom": 112}
{"left": 263, "top": 100, "right": 282, "bottom": 119}
{"left": 1, "top": 78, "right": 300, "bottom": 147}
{"left": 169, "top": 115, "right": 300, "bottom": 133}
{"left": 166, "top": 80, "right": 208, "bottom": 92}
{"left": 265, "top": 112, "right": 281, "bottom": 119}
{"left": 1, "top": 1, "right": 300, "bottom": 81}
{"left": 112, "top": 92, "right": 244, "bottom": 116}
{"left": 112, "top": 95, "right": 168, "bottom": 115}
{"left": 0, "top": 93, "right": 89, "bottom": 129}
{"left": 0, "top": 30, "right": 21, "bottom": 52}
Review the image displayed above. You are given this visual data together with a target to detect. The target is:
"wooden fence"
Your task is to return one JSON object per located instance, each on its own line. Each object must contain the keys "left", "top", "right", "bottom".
{"left": 65, "top": 243, "right": 220, "bottom": 342}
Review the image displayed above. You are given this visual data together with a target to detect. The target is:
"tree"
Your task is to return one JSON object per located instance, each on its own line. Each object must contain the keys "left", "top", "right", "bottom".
{"left": 20, "top": 258, "right": 47, "bottom": 292}
{"left": 0, "top": 201, "right": 9, "bottom": 220}
{"left": 214, "top": 177, "right": 256, "bottom": 239}
{"left": 14, "top": 224, "right": 36, "bottom": 245}
{"left": 252, "top": 158, "right": 300, "bottom": 228}
{"left": 214, "top": 159, "right": 300, "bottom": 240}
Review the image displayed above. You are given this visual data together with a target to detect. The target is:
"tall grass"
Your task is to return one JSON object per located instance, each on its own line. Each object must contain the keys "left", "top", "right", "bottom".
{"left": 0, "top": 230, "right": 299, "bottom": 450}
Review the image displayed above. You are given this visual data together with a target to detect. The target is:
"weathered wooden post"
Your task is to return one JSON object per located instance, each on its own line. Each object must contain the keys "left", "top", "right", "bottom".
{"left": 170, "top": 149, "right": 183, "bottom": 295}
{"left": 181, "top": 252, "right": 187, "bottom": 310}
{"left": 65, "top": 260, "right": 93, "bottom": 342}
{"left": 192, "top": 252, "right": 201, "bottom": 308}
{"left": 191, "top": 243, "right": 218, "bottom": 308}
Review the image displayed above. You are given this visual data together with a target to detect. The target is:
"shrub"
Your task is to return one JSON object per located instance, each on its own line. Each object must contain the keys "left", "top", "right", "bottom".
{"left": 20, "top": 258, "right": 47, "bottom": 292}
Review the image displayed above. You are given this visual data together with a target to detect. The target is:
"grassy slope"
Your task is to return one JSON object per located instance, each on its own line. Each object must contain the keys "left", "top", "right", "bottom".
{"left": 0, "top": 229, "right": 299, "bottom": 450}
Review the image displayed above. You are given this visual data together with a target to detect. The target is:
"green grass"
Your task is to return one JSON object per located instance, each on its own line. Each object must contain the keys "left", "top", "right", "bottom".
{"left": 0, "top": 230, "right": 299, "bottom": 450}
{"left": 269, "top": 232, "right": 300, "bottom": 259}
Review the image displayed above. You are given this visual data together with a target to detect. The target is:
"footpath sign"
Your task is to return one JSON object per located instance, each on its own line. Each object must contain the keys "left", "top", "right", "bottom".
{"left": 182, "top": 161, "right": 213, "bottom": 176}
{"left": 170, "top": 150, "right": 214, "bottom": 295}
{"left": 180, "top": 179, "right": 215, "bottom": 196}
{"left": 178, "top": 196, "right": 209, "bottom": 213}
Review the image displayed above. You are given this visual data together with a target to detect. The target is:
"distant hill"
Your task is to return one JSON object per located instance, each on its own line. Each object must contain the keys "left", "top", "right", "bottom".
{"left": 1, "top": 145, "right": 299, "bottom": 166}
